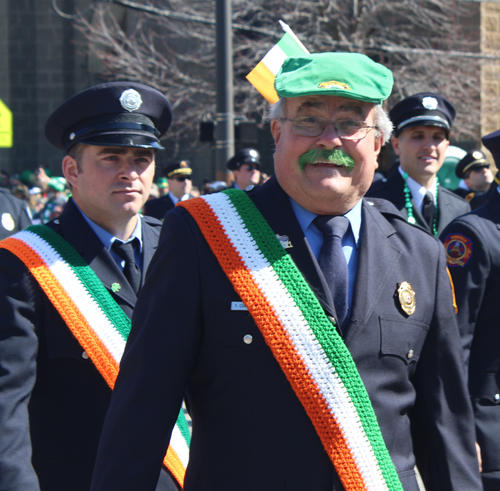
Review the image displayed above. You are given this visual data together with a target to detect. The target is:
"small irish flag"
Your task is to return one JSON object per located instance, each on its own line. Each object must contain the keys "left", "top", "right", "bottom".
{"left": 246, "top": 21, "right": 309, "bottom": 104}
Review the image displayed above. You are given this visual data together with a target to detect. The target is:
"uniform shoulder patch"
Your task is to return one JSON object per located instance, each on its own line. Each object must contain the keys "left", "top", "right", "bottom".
{"left": 443, "top": 233, "right": 473, "bottom": 267}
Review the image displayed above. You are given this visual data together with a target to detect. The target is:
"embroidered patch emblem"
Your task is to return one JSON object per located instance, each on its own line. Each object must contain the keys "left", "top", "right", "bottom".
{"left": 111, "top": 282, "right": 121, "bottom": 292}
{"left": 422, "top": 96, "right": 438, "bottom": 110}
{"left": 1, "top": 213, "right": 14, "bottom": 231}
{"left": 398, "top": 281, "right": 416, "bottom": 316}
{"left": 276, "top": 234, "right": 293, "bottom": 249}
{"left": 465, "top": 192, "right": 475, "bottom": 203}
{"left": 318, "top": 80, "right": 352, "bottom": 91}
{"left": 119, "top": 89, "right": 143, "bottom": 112}
{"left": 443, "top": 233, "right": 473, "bottom": 267}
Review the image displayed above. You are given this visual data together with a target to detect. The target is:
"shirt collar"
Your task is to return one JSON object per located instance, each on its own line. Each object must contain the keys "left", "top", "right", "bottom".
{"left": 74, "top": 201, "right": 143, "bottom": 252}
{"left": 168, "top": 191, "right": 180, "bottom": 205}
{"left": 289, "top": 197, "right": 362, "bottom": 247}
{"left": 398, "top": 165, "right": 437, "bottom": 210}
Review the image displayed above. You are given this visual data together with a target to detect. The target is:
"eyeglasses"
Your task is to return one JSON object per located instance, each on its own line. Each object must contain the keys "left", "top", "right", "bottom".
{"left": 242, "top": 164, "right": 260, "bottom": 172}
{"left": 280, "top": 116, "right": 376, "bottom": 140}
{"left": 174, "top": 176, "right": 191, "bottom": 182}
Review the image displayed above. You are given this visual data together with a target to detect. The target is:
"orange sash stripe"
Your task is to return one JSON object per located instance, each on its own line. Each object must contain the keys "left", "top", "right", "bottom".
{"left": 1, "top": 238, "right": 120, "bottom": 387}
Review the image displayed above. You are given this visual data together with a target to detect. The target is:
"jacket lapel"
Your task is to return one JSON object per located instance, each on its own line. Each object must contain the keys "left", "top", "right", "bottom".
{"left": 346, "top": 200, "right": 402, "bottom": 344}
{"left": 140, "top": 215, "right": 159, "bottom": 286}
{"left": 57, "top": 199, "right": 137, "bottom": 309}
{"left": 253, "top": 177, "right": 336, "bottom": 318}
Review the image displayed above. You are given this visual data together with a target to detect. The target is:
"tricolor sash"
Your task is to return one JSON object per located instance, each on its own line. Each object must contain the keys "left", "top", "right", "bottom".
{"left": 179, "top": 189, "right": 403, "bottom": 491}
{"left": 0, "top": 225, "right": 190, "bottom": 488}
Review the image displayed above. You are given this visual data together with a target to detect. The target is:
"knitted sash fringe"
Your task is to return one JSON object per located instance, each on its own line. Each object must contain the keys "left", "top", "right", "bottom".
{"left": 179, "top": 190, "right": 403, "bottom": 491}
{"left": 0, "top": 225, "right": 190, "bottom": 488}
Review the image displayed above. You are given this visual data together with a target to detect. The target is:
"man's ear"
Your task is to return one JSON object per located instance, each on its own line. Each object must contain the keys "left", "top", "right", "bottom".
{"left": 62, "top": 155, "right": 79, "bottom": 188}
{"left": 391, "top": 136, "right": 401, "bottom": 156}
{"left": 270, "top": 119, "right": 282, "bottom": 145}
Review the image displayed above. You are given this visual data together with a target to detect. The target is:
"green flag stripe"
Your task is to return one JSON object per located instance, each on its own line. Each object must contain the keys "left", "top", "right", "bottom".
{"left": 276, "top": 32, "right": 307, "bottom": 57}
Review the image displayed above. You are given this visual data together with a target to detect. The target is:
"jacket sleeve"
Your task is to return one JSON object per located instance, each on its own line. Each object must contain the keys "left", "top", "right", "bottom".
{"left": 0, "top": 249, "right": 41, "bottom": 491}
{"left": 440, "top": 219, "right": 488, "bottom": 368}
{"left": 91, "top": 208, "right": 203, "bottom": 491}
{"left": 410, "top": 243, "right": 482, "bottom": 490}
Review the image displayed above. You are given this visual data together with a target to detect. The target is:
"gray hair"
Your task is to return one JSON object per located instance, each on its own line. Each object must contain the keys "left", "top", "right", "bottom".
{"left": 267, "top": 98, "right": 393, "bottom": 145}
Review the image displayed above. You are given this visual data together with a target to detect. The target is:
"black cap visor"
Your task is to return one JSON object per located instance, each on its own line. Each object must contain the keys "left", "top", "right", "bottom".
{"left": 396, "top": 114, "right": 450, "bottom": 137}
{"left": 75, "top": 133, "right": 164, "bottom": 150}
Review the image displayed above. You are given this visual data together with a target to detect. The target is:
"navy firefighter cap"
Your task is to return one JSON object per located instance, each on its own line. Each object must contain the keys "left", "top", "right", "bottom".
{"left": 482, "top": 129, "right": 500, "bottom": 168}
{"left": 226, "top": 148, "right": 261, "bottom": 171}
{"left": 45, "top": 82, "right": 173, "bottom": 152}
{"left": 390, "top": 92, "right": 455, "bottom": 137}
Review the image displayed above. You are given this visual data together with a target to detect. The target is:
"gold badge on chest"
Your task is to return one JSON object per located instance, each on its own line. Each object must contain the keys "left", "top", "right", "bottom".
{"left": 398, "top": 281, "right": 416, "bottom": 316}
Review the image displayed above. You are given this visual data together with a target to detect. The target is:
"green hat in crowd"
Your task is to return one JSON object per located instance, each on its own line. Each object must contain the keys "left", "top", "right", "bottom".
{"left": 48, "top": 177, "right": 67, "bottom": 192}
{"left": 275, "top": 53, "right": 393, "bottom": 104}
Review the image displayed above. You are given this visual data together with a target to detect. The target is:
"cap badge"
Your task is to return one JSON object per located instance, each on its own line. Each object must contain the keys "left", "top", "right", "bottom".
{"left": 276, "top": 234, "right": 293, "bottom": 249}
{"left": 180, "top": 161, "right": 188, "bottom": 168}
{"left": 249, "top": 149, "right": 259, "bottom": 158}
{"left": 398, "top": 281, "right": 416, "bottom": 316}
{"left": 111, "top": 282, "right": 122, "bottom": 293}
{"left": 1, "top": 213, "right": 14, "bottom": 231}
{"left": 422, "top": 97, "right": 438, "bottom": 110}
{"left": 318, "top": 80, "right": 351, "bottom": 91}
{"left": 472, "top": 151, "right": 483, "bottom": 160}
{"left": 119, "top": 89, "right": 143, "bottom": 112}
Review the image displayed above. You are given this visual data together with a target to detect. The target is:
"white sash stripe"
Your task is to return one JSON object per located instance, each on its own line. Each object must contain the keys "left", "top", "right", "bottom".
{"left": 203, "top": 194, "right": 387, "bottom": 489}
{"left": 16, "top": 231, "right": 126, "bottom": 363}
{"left": 170, "top": 425, "right": 190, "bottom": 468}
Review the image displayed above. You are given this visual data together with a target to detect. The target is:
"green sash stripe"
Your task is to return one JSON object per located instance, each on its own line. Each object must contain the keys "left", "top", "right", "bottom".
{"left": 27, "top": 225, "right": 131, "bottom": 339}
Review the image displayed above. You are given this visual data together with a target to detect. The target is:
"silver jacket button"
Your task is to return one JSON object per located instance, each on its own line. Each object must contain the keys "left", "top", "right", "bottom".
{"left": 407, "top": 349, "right": 414, "bottom": 360}
{"left": 243, "top": 334, "right": 253, "bottom": 344}
{"left": 82, "top": 351, "right": 89, "bottom": 359}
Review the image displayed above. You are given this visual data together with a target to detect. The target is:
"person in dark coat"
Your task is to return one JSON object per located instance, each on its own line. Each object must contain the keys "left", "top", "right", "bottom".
{"left": 91, "top": 54, "right": 481, "bottom": 491}
{"left": 143, "top": 161, "right": 194, "bottom": 220}
{"left": 0, "top": 82, "right": 179, "bottom": 491}
{"left": 453, "top": 149, "right": 494, "bottom": 209}
{"left": 440, "top": 131, "right": 500, "bottom": 491}
{"left": 0, "top": 186, "right": 31, "bottom": 239}
{"left": 367, "top": 93, "right": 470, "bottom": 236}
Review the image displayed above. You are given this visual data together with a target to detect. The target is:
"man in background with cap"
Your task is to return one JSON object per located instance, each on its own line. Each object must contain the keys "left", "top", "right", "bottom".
{"left": 367, "top": 93, "right": 470, "bottom": 236}
{"left": 92, "top": 54, "right": 480, "bottom": 491}
{"left": 453, "top": 149, "right": 494, "bottom": 210}
{"left": 0, "top": 82, "right": 180, "bottom": 490}
{"left": 0, "top": 185, "right": 31, "bottom": 240}
{"left": 143, "top": 160, "right": 194, "bottom": 220}
{"left": 226, "top": 148, "right": 261, "bottom": 190}
{"left": 441, "top": 128, "right": 500, "bottom": 490}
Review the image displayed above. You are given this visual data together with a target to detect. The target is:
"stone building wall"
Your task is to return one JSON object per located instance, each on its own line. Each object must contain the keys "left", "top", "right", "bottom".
{"left": 481, "top": 1, "right": 500, "bottom": 155}
{"left": 0, "top": 0, "right": 97, "bottom": 176}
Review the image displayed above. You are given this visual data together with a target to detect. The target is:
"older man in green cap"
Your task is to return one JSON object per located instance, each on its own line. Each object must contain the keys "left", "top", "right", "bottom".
{"left": 91, "top": 53, "right": 481, "bottom": 491}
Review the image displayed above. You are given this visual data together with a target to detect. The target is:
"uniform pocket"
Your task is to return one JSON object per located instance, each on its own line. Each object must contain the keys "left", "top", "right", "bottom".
{"left": 379, "top": 315, "right": 429, "bottom": 365}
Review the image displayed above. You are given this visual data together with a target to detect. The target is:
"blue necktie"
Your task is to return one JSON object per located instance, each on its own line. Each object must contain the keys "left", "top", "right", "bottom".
{"left": 314, "top": 215, "right": 350, "bottom": 328}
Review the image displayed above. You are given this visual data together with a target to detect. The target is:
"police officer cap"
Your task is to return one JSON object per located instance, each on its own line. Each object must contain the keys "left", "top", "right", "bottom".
{"left": 455, "top": 150, "right": 488, "bottom": 179}
{"left": 164, "top": 160, "right": 192, "bottom": 178}
{"left": 226, "top": 148, "right": 261, "bottom": 171}
{"left": 482, "top": 129, "right": 500, "bottom": 167}
{"left": 390, "top": 92, "right": 455, "bottom": 137}
{"left": 45, "top": 82, "right": 172, "bottom": 152}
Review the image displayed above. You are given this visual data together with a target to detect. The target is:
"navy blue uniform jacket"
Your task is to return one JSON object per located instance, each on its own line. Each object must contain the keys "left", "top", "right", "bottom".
{"left": 441, "top": 189, "right": 500, "bottom": 490}
{"left": 367, "top": 169, "right": 470, "bottom": 236}
{"left": 0, "top": 199, "right": 178, "bottom": 491}
{"left": 92, "top": 177, "right": 481, "bottom": 491}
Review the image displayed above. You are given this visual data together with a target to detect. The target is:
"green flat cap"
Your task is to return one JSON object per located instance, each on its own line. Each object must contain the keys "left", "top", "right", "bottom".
{"left": 275, "top": 53, "right": 393, "bottom": 104}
